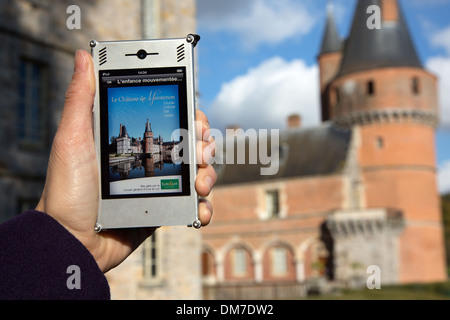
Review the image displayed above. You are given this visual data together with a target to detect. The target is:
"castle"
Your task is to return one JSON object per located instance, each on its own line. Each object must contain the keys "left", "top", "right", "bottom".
{"left": 115, "top": 119, "right": 167, "bottom": 156}
{"left": 201, "top": 0, "right": 447, "bottom": 298}
{"left": 0, "top": 0, "right": 446, "bottom": 300}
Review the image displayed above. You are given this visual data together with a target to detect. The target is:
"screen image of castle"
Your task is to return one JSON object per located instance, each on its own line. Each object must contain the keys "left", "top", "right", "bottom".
{"left": 107, "top": 85, "right": 183, "bottom": 195}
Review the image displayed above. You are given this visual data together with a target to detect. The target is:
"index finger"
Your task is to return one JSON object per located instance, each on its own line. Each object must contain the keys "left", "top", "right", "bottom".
{"left": 196, "top": 109, "right": 211, "bottom": 142}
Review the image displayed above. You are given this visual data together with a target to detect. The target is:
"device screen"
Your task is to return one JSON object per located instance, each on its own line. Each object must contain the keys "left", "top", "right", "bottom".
{"left": 99, "top": 67, "right": 191, "bottom": 199}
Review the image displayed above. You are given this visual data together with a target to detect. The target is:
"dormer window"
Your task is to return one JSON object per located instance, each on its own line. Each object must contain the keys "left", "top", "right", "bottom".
{"left": 266, "top": 190, "right": 280, "bottom": 219}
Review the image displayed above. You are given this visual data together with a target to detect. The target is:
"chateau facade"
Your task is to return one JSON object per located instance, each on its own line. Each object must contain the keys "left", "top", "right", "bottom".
{"left": 201, "top": 0, "right": 447, "bottom": 299}
{"left": 115, "top": 120, "right": 170, "bottom": 156}
{"left": 1, "top": 0, "right": 446, "bottom": 300}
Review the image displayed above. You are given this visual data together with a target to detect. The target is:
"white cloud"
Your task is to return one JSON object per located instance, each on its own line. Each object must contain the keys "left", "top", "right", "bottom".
{"left": 425, "top": 23, "right": 450, "bottom": 128}
{"left": 207, "top": 56, "right": 320, "bottom": 131}
{"left": 430, "top": 26, "right": 450, "bottom": 55}
{"left": 197, "top": 0, "right": 317, "bottom": 49}
{"left": 426, "top": 56, "right": 450, "bottom": 128}
{"left": 438, "top": 161, "right": 450, "bottom": 195}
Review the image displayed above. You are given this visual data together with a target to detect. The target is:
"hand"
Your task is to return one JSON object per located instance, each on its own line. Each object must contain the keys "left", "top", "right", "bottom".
{"left": 36, "top": 50, "right": 216, "bottom": 273}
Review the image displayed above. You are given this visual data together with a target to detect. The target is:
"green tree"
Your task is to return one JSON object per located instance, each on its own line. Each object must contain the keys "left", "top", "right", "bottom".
{"left": 441, "top": 194, "right": 450, "bottom": 276}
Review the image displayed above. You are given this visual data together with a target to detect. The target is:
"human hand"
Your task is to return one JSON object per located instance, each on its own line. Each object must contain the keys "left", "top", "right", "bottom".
{"left": 36, "top": 50, "right": 216, "bottom": 273}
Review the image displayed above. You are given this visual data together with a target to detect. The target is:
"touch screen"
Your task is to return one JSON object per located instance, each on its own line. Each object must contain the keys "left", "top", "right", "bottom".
{"left": 99, "top": 67, "right": 191, "bottom": 199}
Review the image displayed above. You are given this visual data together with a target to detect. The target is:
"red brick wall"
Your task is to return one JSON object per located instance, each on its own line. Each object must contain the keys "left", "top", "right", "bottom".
{"left": 400, "top": 225, "right": 447, "bottom": 283}
{"left": 330, "top": 67, "right": 438, "bottom": 118}
{"left": 318, "top": 52, "right": 342, "bottom": 121}
{"left": 359, "top": 124, "right": 447, "bottom": 282}
{"left": 359, "top": 124, "right": 437, "bottom": 169}
{"left": 203, "top": 175, "right": 344, "bottom": 283}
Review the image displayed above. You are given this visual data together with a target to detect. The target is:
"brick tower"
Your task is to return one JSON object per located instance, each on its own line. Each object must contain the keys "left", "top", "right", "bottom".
{"left": 319, "top": 0, "right": 447, "bottom": 282}
{"left": 318, "top": 2, "right": 342, "bottom": 122}
{"left": 144, "top": 118, "right": 154, "bottom": 154}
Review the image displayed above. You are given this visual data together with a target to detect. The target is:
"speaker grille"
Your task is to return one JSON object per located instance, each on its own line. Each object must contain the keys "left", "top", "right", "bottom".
{"left": 99, "top": 47, "right": 107, "bottom": 66}
{"left": 177, "top": 44, "right": 185, "bottom": 62}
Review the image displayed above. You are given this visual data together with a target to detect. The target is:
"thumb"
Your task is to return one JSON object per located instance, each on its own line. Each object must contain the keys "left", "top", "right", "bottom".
{"left": 59, "top": 50, "right": 96, "bottom": 135}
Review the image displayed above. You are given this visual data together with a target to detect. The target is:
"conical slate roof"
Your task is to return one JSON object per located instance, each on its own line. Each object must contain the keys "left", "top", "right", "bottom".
{"left": 337, "top": 0, "right": 423, "bottom": 76}
{"left": 119, "top": 124, "right": 129, "bottom": 138}
{"left": 319, "top": 9, "right": 342, "bottom": 55}
{"left": 145, "top": 119, "right": 152, "bottom": 133}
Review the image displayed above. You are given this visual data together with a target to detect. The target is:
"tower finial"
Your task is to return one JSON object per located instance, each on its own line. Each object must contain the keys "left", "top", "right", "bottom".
{"left": 327, "top": 0, "right": 334, "bottom": 16}
{"left": 319, "top": 0, "right": 341, "bottom": 55}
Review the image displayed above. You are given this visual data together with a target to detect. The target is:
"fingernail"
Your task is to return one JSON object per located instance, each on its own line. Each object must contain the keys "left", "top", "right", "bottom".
{"left": 204, "top": 176, "right": 213, "bottom": 191}
{"left": 74, "top": 50, "right": 87, "bottom": 73}
{"left": 203, "top": 124, "right": 211, "bottom": 142}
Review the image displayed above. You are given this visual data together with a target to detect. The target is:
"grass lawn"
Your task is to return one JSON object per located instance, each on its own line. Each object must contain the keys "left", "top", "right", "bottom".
{"left": 304, "top": 281, "right": 450, "bottom": 300}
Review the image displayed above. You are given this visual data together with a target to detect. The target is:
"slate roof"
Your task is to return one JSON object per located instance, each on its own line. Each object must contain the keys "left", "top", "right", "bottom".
{"left": 337, "top": 0, "right": 423, "bottom": 77}
{"left": 145, "top": 119, "right": 152, "bottom": 133}
{"left": 319, "top": 10, "right": 342, "bottom": 55}
{"left": 214, "top": 122, "right": 352, "bottom": 186}
{"left": 119, "top": 124, "right": 129, "bottom": 138}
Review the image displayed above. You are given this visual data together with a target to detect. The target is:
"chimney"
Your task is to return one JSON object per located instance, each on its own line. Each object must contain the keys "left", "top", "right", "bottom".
{"left": 287, "top": 114, "right": 302, "bottom": 129}
{"left": 382, "top": 0, "right": 399, "bottom": 22}
{"left": 226, "top": 125, "right": 241, "bottom": 131}
{"left": 226, "top": 125, "right": 242, "bottom": 137}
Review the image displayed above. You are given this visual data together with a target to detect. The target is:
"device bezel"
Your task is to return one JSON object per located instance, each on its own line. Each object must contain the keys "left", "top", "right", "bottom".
{"left": 91, "top": 35, "right": 200, "bottom": 231}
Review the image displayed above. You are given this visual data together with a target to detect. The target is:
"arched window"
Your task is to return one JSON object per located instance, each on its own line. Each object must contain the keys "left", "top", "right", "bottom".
{"left": 232, "top": 248, "right": 248, "bottom": 277}
{"left": 263, "top": 244, "right": 296, "bottom": 281}
{"left": 270, "top": 247, "right": 289, "bottom": 276}
{"left": 225, "top": 246, "right": 254, "bottom": 280}
{"left": 201, "top": 249, "right": 216, "bottom": 278}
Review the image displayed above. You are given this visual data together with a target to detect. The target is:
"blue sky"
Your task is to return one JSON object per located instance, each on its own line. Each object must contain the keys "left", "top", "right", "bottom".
{"left": 195, "top": 0, "right": 450, "bottom": 194}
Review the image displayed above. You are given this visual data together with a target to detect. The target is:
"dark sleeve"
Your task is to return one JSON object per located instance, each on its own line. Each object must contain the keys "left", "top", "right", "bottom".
{"left": 0, "top": 210, "right": 110, "bottom": 300}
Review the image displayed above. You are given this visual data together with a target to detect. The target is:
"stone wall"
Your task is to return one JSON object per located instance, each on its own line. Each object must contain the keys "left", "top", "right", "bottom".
{"left": 0, "top": 0, "right": 144, "bottom": 221}
{"left": 0, "top": 0, "right": 202, "bottom": 300}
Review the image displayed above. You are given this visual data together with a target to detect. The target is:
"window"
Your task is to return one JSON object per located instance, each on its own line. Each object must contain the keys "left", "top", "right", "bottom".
{"left": 376, "top": 136, "right": 384, "bottom": 149}
{"left": 412, "top": 77, "right": 420, "bottom": 95}
{"left": 367, "top": 80, "right": 375, "bottom": 96}
{"left": 232, "top": 248, "right": 248, "bottom": 277}
{"left": 266, "top": 190, "right": 280, "bottom": 219}
{"left": 143, "top": 231, "right": 160, "bottom": 281}
{"left": 335, "top": 87, "right": 340, "bottom": 104}
{"left": 271, "top": 247, "right": 288, "bottom": 276}
{"left": 17, "top": 59, "right": 48, "bottom": 147}
{"left": 202, "top": 250, "right": 215, "bottom": 277}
